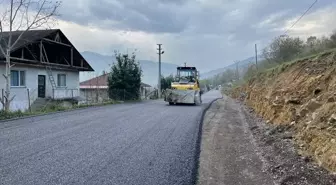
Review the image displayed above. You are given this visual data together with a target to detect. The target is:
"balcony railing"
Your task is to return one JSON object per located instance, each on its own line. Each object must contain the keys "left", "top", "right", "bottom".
{"left": 52, "top": 89, "right": 79, "bottom": 100}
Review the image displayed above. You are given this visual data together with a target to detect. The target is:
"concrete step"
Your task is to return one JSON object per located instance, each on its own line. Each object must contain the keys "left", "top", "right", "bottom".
{"left": 31, "top": 98, "right": 49, "bottom": 112}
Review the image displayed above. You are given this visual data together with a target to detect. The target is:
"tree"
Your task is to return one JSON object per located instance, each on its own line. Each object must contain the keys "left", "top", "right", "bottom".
{"left": 243, "top": 63, "right": 258, "bottom": 81}
{"left": 306, "top": 36, "right": 317, "bottom": 52}
{"left": 0, "top": 0, "right": 61, "bottom": 112}
{"left": 199, "top": 79, "right": 210, "bottom": 90}
{"left": 220, "top": 69, "right": 235, "bottom": 83}
{"left": 329, "top": 30, "right": 336, "bottom": 47}
{"left": 205, "top": 69, "right": 236, "bottom": 88}
{"left": 263, "top": 36, "right": 304, "bottom": 64}
{"left": 307, "top": 36, "right": 317, "bottom": 46}
{"left": 161, "top": 74, "right": 174, "bottom": 90}
{"left": 108, "top": 50, "right": 142, "bottom": 101}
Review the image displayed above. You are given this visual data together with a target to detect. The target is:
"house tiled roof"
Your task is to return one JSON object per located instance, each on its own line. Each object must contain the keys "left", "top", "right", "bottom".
{"left": 80, "top": 73, "right": 109, "bottom": 86}
{"left": 80, "top": 72, "right": 151, "bottom": 88}
{"left": 141, "top": 82, "right": 151, "bottom": 87}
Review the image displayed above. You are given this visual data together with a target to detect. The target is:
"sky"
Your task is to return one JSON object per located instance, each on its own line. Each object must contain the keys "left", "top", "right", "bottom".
{"left": 3, "top": 0, "right": 336, "bottom": 73}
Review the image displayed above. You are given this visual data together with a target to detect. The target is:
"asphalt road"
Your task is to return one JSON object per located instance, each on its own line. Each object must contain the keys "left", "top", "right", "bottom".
{"left": 0, "top": 90, "right": 222, "bottom": 185}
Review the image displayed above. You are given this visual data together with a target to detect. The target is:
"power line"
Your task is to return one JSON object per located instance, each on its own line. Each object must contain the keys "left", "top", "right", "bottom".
{"left": 258, "top": 0, "right": 319, "bottom": 56}
{"left": 283, "top": 0, "right": 318, "bottom": 35}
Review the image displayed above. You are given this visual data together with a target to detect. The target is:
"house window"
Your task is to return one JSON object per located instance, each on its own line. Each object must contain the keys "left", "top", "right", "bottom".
{"left": 11, "top": 70, "right": 25, "bottom": 87}
{"left": 57, "top": 74, "right": 66, "bottom": 87}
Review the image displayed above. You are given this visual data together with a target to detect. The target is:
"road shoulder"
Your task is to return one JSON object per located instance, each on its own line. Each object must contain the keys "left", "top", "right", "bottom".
{"left": 197, "top": 96, "right": 336, "bottom": 185}
{"left": 197, "top": 96, "right": 274, "bottom": 185}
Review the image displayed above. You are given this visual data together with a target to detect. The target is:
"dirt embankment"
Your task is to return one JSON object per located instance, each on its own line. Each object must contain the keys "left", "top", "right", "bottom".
{"left": 230, "top": 50, "right": 336, "bottom": 173}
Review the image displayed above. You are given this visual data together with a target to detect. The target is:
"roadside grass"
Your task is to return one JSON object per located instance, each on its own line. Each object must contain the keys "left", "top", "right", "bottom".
{"left": 0, "top": 109, "right": 32, "bottom": 120}
{"left": 224, "top": 47, "right": 336, "bottom": 97}
{"left": 221, "top": 48, "right": 336, "bottom": 100}
{"left": 221, "top": 46, "right": 326, "bottom": 96}
{"left": 252, "top": 48, "right": 336, "bottom": 82}
{"left": 0, "top": 99, "right": 142, "bottom": 121}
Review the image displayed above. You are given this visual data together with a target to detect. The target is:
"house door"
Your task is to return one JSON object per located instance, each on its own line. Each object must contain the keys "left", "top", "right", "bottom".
{"left": 38, "top": 75, "right": 46, "bottom": 98}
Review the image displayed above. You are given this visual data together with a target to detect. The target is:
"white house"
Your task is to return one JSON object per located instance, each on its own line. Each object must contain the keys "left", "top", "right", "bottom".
{"left": 0, "top": 29, "right": 94, "bottom": 111}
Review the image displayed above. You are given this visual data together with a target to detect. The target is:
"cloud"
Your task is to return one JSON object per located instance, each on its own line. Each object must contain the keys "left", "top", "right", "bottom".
{"left": 69, "top": 0, "right": 192, "bottom": 33}
{"left": 58, "top": 20, "right": 158, "bottom": 59}
{"left": 53, "top": 0, "right": 336, "bottom": 72}
{"left": 281, "top": 3, "right": 336, "bottom": 38}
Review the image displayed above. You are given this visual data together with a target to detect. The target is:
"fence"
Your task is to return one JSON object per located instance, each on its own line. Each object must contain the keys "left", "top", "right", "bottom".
{"left": 108, "top": 88, "right": 142, "bottom": 101}
{"left": 79, "top": 88, "right": 147, "bottom": 105}
{"left": 145, "top": 89, "right": 159, "bottom": 100}
{"left": 80, "top": 88, "right": 110, "bottom": 104}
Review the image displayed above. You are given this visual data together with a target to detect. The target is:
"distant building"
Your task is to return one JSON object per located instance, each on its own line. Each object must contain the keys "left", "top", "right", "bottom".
{"left": 80, "top": 72, "right": 152, "bottom": 102}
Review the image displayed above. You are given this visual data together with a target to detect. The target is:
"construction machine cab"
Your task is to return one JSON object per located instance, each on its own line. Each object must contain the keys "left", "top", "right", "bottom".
{"left": 176, "top": 66, "right": 199, "bottom": 84}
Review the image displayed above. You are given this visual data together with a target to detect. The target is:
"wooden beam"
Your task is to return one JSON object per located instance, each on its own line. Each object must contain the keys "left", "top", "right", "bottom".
{"left": 40, "top": 41, "right": 43, "bottom": 62}
{"left": 46, "top": 63, "right": 88, "bottom": 70}
{"left": 42, "top": 38, "right": 71, "bottom": 47}
{"left": 41, "top": 61, "right": 70, "bottom": 67}
{"left": 11, "top": 57, "right": 39, "bottom": 63}
{"left": 9, "top": 57, "right": 90, "bottom": 70}
{"left": 11, "top": 57, "right": 67, "bottom": 67}
{"left": 55, "top": 32, "right": 60, "bottom": 42}
{"left": 24, "top": 46, "right": 39, "bottom": 61}
{"left": 10, "top": 61, "right": 91, "bottom": 71}
{"left": 63, "top": 57, "right": 70, "bottom": 66}
{"left": 71, "top": 47, "right": 73, "bottom": 66}
{"left": 42, "top": 44, "right": 50, "bottom": 63}
{"left": 48, "top": 64, "right": 89, "bottom": 70}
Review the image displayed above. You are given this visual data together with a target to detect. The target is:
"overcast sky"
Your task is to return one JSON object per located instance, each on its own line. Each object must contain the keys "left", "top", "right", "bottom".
{"left": 55, "top": 0, "right": 336, "bottom": 72}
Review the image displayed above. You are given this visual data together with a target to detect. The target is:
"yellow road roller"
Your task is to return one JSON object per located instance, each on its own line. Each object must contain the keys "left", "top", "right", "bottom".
{"left": 164, "top": 65, "right": 202, "bottom": 105}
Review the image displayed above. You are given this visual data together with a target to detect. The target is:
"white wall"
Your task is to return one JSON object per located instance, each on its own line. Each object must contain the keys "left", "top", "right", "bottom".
{"left": 80, "top": 88, "right": 109, "bottom": 102}
{"left": 0, "top": 64, "right": 79, "bottom": 111}
{"left": 80, "top": 86, "right": 151, "bottom": 101}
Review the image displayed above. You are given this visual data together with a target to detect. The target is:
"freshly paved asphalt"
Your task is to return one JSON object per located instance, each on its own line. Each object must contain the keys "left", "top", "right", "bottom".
{"left": 0, "top": 90, "right": 222, "bottom": 185}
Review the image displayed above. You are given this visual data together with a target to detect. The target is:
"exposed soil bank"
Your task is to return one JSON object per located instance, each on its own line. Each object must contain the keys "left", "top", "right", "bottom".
{"left": 230, "top": 50, "right": 336, "bottom": 173}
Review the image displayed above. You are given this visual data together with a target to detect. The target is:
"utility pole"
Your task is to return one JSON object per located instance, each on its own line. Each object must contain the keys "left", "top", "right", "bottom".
{"left": 255, "top": 44, "right": 258, "bottom": 71}
{"left": 157, "top": 44, "right": 164, "bottom": 98}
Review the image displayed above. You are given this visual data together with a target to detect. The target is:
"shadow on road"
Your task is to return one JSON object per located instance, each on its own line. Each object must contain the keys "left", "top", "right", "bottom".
{"left": 166, "top": 103, "right": 202, "bottom": 106}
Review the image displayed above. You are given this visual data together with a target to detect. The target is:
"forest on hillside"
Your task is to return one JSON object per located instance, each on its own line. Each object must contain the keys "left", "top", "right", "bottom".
{"left": 203, "top": 30, "right": 336, "bottom": 88}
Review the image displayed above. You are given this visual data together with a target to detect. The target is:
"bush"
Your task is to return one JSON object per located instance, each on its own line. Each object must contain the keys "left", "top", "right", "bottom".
{"left": 243, "top": 31, "right": 336, "bottom": 82}
{"left": 0, "top": 109, "right": 27, "bottom": 120}
{"left": 161, "top": 74, "right": 175, "bottom": 90}
{"left": 108, "top": 51, "right": 142, "bottom": 101}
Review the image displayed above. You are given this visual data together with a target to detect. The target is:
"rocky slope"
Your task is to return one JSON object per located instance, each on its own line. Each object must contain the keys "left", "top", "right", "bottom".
{"left": 230, "top": 49, "right": 336, "bottom": 173}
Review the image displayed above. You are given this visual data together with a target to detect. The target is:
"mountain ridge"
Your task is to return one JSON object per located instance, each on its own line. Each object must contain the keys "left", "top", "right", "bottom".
{"left": 79, "top": 51, "right": 264, "bottom": 85}
{"left": 79, "top": 51, "right": 179, "bottom": 86}
{"left": 200, "top": 55, "right": 264, "bottom": 79}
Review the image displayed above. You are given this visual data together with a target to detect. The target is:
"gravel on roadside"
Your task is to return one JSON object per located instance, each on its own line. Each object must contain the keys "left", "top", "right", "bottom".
{"left": 239, "top": 99, "right": 336, "bottom": 185}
